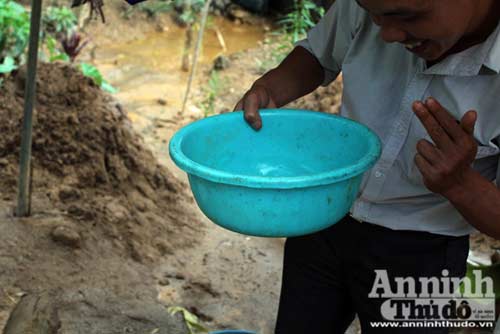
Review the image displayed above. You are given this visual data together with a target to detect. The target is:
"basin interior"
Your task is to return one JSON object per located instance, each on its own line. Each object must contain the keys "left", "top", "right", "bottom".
{"left": 180, "top": 111, "right": 374, "bottom": 178}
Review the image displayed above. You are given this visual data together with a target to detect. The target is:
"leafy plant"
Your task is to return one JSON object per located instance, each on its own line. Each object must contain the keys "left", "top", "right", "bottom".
{"left": 80, "top": 62, "right": 117, "bottom": 93}
{"left": 61, "top": 32, "right": 88, "bottom": 62}
{"left": 167, "top": 306, "right": 210, "bottom": 334}
{"left": 123, "top": 0, "right": 176, "bottom": 19}
{"left": 175, "top": 0, "right": 205, "bottom": 25}
{"left": 0, "top": 0, "right": 30, "bottom": 66}
{"left": 0, "top": 0, "right": 115, "bottom": 94}
{"left": 256, "top": 0, "right": 325, "bottom": 74}
{"left": 44, "top": 35, "right": 70, "bottom": 62}
{"left": 0, "top": 56, "right": 18, "bottom": 74}
{"left": 42, "top": 6, "right": 77, "bottom": 37}
{"left": 137, "top": 0, "right": 173, "bottom": 18}
{"left": 278, "top": 0, "right": 324, "bottom": 43}
{"left": 199, "top": 69, "right": 225, "bottom": 117}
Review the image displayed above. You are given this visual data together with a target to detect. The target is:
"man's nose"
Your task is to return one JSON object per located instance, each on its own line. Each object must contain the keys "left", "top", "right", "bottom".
{"left": 372, "top": 16, "right": 408, "bottom": 43}
{"left": 380, "top": 25, "right": 408, "bottom": 43}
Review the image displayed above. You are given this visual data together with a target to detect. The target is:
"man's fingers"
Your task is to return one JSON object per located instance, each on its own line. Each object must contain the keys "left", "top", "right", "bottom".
{"left": 412, "top": 101, "right": 453, "bottom": 149}
{"left": 243, "top": 91, "right": 263, "bottom": 130}
{"left": 415, "top": 153, "right": 434, "bottom": 174}
{"left": 414, "top": 153, "right": 439, "bottom": 189}
{"left": 460, "top": 110, "right": 477, "bottom": 135}
{"left": 234, "top": 99, "right": 243, "bottom": 112}
{"left": 424, "top": 97, "right": 463, "bottom": 140}
{"left": 416, "top": 139, "right": 441, "bottom": 165}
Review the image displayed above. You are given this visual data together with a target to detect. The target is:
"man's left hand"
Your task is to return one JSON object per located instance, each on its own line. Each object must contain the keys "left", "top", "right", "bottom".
{"left": 412, "top": 97, "right": 478, "bottom": 197}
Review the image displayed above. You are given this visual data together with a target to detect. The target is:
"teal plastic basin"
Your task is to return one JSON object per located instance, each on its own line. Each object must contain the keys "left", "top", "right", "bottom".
{"left": 169, "top": 109, "right": 381, "bottom": 237}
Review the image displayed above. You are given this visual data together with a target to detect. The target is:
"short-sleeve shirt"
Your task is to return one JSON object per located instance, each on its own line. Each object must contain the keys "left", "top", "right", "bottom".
{"left": 296, "top": 0, "right": 500, "bottom": 236}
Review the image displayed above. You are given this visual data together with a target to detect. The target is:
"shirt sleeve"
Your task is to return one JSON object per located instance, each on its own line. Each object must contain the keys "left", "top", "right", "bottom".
{"left": 295, "top": 0, "right": 367, "bottom": 86}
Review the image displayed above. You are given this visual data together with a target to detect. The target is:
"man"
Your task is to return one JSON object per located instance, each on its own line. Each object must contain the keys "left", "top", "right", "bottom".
{"left": 234, "top": 0, "right": 500, "bottom": 332}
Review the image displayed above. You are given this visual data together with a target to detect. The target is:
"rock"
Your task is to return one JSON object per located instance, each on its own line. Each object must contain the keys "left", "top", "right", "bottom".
{"left": 213, "top": 55, "right": 231, "bottom": 70}
{"left": 57, "top": 186, "right": 81, "bottom": 202}
{"left": 50, "top": 225, "right": 81, "bottom": 248}
{"left": 155, "top": 240, "right": 174, "bottom": 255}
{"left": 3, "top": 289, "right": 189, "bottom": 334}
{"left": 66, "top": 114, "right": 79, "bottom": 125}
{"left": 3, "top": 292, "right": 60, "bottom": 334}
{"left": 0, "top": 158, "right": 9, "bottom": 167}
{"left": 157, "top": 98, "right": 167, "bottom": 106}
{"left": 105, "top": 200, "right": 130, "bottom": 222}
{"left": 227, "top": 4, "right": 252, "bottom": 20}
{"left": 67, "top": 204, "right": 95, "bottom": 220}
{"left": 159, "top": 278, "right": 170, "bottom": 286}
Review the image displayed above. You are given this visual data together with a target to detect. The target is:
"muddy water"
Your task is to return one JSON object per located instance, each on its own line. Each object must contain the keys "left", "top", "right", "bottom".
{"left": 93, "top": 17, "right": 267, "bottom": 130}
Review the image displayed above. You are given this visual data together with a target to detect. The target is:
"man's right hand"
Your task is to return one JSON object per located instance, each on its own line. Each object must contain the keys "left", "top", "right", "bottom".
{"left": 234, "top": 84, "right": 277, "bottom": 131}
{"left": 232, "top": 46, "right": 325, "bottom": 131}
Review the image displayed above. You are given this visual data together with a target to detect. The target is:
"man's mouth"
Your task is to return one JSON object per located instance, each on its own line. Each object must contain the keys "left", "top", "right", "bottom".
{"left": 402, "top": 39, "right": 431, "bottom": 56}
{"left": 403, "top": 40, "right": 425, "bottom": 50}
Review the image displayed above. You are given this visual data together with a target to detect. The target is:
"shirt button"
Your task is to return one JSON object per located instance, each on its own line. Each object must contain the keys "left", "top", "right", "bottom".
{"left": 375, "top": 170, "right": 383, "bottom": 178}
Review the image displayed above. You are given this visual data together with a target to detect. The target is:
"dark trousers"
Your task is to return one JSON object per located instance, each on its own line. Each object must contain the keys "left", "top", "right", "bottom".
{"left": 275, "top": 215, "right": 470, "bottom": 334}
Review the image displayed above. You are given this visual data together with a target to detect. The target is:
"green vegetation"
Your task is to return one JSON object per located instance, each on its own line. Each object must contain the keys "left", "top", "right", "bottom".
{"left": 0, "top": 0, "right": 30, "bottom": 74}
{"left": 122, "top": 0, "right": 208, "bottom": 23}
{"left": 167, "top": 306, "right": 210, "bottom": 334}
{"left": 0, "top": 0, "right": 115, "bottom": 93}
{"left": 124, "top": 0, "right": 173, "bottom": 19}
{"left": 44, "top": 35, "right": 70, "bottom": 62}
{"left": 42, "top": 6, "right": 77, "bottom": 36}
{"left": 176, "top": 0, "right": 205, "bottom": 25}
{"left": 278, "top": 0, "right": 324, "bottom": 44}
{"left": 199, "top": 69, "right": 225, "bottom": 117}
{"left": 80, "top": 62, "right": 117, "bottom": 93}
{"left": 256, "top": 0, "right": 324, "bottom": 74}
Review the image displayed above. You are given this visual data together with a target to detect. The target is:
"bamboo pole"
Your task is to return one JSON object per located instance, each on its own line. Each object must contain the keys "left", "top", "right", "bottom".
{"left": 16, "top": 0, "right": 43, "bottom": 217}
{"left": 181, "top": 0, "right": 193, "bottom": 72}
{"left": 214, "top": 26, "right": 226, "bottom": 52}
{"left": 181, "top": 0, "right": 212, "bottom": 114}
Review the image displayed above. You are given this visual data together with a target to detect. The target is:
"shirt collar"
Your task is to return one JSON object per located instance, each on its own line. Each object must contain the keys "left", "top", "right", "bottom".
{"left": 483, "top": 21, "right": 500, "bottom": 73}
{"left": 422, "top": 21, "right": 500, "bottom": 76}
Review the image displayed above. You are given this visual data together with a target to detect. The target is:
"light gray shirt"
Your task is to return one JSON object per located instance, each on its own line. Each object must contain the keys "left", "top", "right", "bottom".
{"left": 297, "top": 0, "right": 500, "bottom": 236}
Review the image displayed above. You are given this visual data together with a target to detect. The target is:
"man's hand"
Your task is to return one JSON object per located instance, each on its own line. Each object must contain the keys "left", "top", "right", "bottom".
{"left": 232, "top": 46, "right": 325, "bottom": 131}
{"left": 412, "top": 97, "right": 478, "bottom": 197}
{"left": 234, "top": 84, "right": 277, "bottom": 131}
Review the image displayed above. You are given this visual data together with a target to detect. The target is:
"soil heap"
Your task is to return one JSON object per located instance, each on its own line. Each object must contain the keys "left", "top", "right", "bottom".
{"left": 0, "top": 62, "right": 200, "bottom": 333}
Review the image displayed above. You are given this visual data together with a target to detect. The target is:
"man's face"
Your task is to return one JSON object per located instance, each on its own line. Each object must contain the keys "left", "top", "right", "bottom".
{"left": 357, "top": 0, "right": 477, "bottom": 61}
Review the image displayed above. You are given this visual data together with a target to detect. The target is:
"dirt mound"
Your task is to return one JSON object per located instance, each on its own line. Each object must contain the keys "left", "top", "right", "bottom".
{"left": 289, "top": 77, "right": 343, "bottom": 114}
{"left": 0, "top": 62, "right": 204, "bottom": 330}
{"left": 0, "top": 62, "right": 200, "bottom": 262}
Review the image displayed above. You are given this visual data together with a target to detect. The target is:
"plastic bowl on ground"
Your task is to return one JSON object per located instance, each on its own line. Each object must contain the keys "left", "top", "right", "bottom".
{"left": 169, "top": 109, "right": 381, "bottom": 237}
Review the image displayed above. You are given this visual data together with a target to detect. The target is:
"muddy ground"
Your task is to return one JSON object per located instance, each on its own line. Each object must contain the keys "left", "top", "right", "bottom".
{"left": 1, "top": 3, "right": 499, "bottom": 334}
